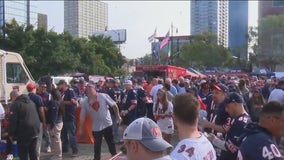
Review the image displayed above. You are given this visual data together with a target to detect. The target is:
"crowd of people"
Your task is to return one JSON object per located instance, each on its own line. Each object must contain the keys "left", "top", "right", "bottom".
{"left": 117, "top": 75, "right": 284, "bottom": 160}
{"left": 1, "top": 74, "right": 284, "bottom": 160}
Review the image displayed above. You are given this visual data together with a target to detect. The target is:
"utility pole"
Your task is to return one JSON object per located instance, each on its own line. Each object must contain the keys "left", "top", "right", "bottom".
{"left": 27, "top": 0, "right": 30, "bottom": 25}
{"left": 2, "top": 0, "right": 5, "bottom": 39}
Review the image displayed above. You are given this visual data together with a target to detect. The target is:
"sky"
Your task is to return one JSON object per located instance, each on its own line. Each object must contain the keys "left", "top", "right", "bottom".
{"left": 33, "top": 1, "right": 258, "bottom": 59}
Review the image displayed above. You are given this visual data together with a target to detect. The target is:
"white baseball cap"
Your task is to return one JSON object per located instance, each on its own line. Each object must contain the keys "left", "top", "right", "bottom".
{"left": 123, "top": 117, "right": 172, "bottom": 152}
{"left": 124, "top": 80, "right": 133, "bottom": 85}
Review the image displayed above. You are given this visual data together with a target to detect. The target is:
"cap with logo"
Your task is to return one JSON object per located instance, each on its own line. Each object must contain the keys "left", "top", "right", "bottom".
{"left": 213, "top": 83, "right": 229, "bottom": 93}
{"left": 123, "top": 117, "right": 172, "bottom": 152}
{"left": 224, "top": 92, "right": 244, "bottom": 105}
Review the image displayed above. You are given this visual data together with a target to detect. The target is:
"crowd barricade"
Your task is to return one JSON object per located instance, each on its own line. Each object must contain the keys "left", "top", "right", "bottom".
{"left": 75, "top": 106, "right": 94, "bottom": 144}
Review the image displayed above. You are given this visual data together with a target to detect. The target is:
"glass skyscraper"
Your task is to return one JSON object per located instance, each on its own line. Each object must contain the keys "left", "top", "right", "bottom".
{"left": 190, "top": 0, "right": 228, "bottom": 47}
{"left": 228, "top": 1, "right": 248, "bottom": 58}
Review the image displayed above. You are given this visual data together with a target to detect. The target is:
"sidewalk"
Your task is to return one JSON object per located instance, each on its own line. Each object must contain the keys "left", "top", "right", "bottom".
{"left": 41, "top": 142, "right": 126, "bottom": 160}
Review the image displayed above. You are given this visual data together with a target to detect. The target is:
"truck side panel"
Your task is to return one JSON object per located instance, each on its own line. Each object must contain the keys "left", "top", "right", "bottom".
{"left": 0, "top": 50, "right": 34, "bottom": 104}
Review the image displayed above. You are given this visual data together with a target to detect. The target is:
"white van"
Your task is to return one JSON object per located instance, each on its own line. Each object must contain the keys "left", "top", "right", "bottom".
{"left": 0, "top": 50, "right": 34, "bottom": 104}
{"left": 51, "top": 76, "right": 73, "bottom": 85}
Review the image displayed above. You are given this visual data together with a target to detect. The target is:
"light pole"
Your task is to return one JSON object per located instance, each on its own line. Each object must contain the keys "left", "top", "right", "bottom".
{"left": 169, "top": 23, "right": 178, "bottom": 65}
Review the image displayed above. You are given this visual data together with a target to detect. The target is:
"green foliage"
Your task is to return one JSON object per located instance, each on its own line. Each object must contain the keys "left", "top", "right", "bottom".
{"left": 0, "top": 20, "right": 126, "bottom": 79}
{"left": 138, "top": 54, "right": 157, "bottom": 65}
{"left": 174, "top": 32, "right": 232, "bottom": 69}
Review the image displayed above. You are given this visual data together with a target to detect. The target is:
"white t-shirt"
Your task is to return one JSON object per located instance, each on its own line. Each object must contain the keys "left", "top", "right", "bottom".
{"left": 170, "top": 134, "right": 217, "bottom": 160}
{"left": 155, "top": 102, "right": 174, "bottom": 134}
{"left": 268, "top": 88, "right": 284, "bottom": 105}
{"left": 80, "top": 93, "right": 116, "bottom": 131}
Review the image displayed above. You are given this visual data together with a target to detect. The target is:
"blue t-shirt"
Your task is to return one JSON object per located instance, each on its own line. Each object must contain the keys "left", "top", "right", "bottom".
{"left": 169, "top": 85, "right": 177, "bottom": 96}
{"left": 62, "top": 88, "right": 77, "bottom": 122}
{"left": 28, "top": 93, "right": 44, "bottom": 122}
{"left": 220, "top": 114, "right": 251, "bottom": 160}
{"left": 238, "top": 123, "right": 283, "bottom": 160}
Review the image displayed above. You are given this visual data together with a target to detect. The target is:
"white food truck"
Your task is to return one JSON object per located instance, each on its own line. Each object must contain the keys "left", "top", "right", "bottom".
{"left": 0, "top": 49, "right": 34, "bottom": 105}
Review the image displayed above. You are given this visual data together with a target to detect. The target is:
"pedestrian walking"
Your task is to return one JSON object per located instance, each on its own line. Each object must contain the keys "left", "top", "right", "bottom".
{"left": 79, "top": 82, "right": 122, "bottom": 160}
{"left": 8, "top": 94, "right": 40, "bottom": 160}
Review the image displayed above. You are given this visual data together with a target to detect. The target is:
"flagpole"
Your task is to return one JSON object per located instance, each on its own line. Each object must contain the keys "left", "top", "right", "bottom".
{"left": 169, "top": 23, "right": 173, "bottom": 65}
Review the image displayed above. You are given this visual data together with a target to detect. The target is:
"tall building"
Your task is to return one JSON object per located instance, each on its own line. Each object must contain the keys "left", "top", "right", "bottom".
{"left": 37, "top": 13, "right": 47, "bottom": 31}
{"left": 64, "top": 0, "right": 108, "bottom": 38}
{"left": 190, "top": 0, "right": 228, "bottom": 47}
{"left": 0, "top": 0, "right": 37, "bottom": 29}
{"left": 228, "top": 1, "right": 248, "bottom": 58}
{"left": 259, "top": 0, "right": 284, "bottom": 18}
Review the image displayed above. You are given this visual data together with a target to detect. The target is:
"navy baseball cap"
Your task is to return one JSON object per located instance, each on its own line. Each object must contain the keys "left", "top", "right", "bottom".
{"left": 123, "top": 117, "right": 172, "bottom": 152}
{"left": 224, "top": 92, "right": 244, "bottom": 104}
{"left": 213, "top": 83, "right": 229, "bottom": 93}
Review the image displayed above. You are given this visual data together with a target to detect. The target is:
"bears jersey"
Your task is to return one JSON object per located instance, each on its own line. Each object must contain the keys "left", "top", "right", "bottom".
{"left": 170, "top": 134, "right": 217, "bottom": 160}
{"left": 237, "top": 123, "right": 282, "bottom": 160}
{"left": 220, "top": 114, "right": 251, "bottom": 160}
{"left": 207, "top": 101, "right": 232, "bottom": 134}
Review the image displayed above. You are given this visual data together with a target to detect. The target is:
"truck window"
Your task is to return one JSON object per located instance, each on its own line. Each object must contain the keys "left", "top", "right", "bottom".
{"left": 6, "top": 63, "right": 28, "bottom": 83}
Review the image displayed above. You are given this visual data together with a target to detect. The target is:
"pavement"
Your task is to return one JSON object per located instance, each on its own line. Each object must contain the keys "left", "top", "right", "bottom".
{"left": 40, "top": 126, "right": 179, "bottom": 160}
{"left": 40, "top": 141, "right": 126, "bottom": 160}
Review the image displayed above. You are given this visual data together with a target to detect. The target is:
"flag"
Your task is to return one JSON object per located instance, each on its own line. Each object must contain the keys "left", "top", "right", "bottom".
{"left": 160, "top": 31, "right": 170, "bottom": 49}
{"left": 166, "top": 42, "right": 171, "bottom": 64}
{"left": 167, "top": 42, "right": 171, "bottom": 59}
{"left": 152, "top": 43, "right": 159, "bottom": 60}
{"left": 148, "top": 28, "right": 157, "bottom": 42}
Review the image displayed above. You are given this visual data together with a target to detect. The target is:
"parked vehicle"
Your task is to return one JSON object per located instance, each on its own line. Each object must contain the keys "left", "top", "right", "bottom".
{"left": 0, "top": 50, "right": 34, "bottom": 105}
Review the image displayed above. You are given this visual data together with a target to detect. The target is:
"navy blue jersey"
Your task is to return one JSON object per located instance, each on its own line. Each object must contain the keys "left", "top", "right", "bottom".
{"left": 62, "top": 88, "right": 76, "bottom": 122}
{"left": 237, "top": 123, "right": 282, "bottom": 160}
{"left": 220, "top": 114, "right": 251, "bottom": 160}
{"left": 106, "top": 87, "right": 116, "bottom": 115}
{"left": 37, "top": 91, "right": 50, "bottom": 106}
{"left": 122, "top": 89, "right": 137, "bottom": 122}
{"left": 122, "top": 89, "right": 137, "bottom": 111}
{"left": 113, "top": 87, "right": 124, "bottom": 106}
{"left": 208, "top": 101, "right": 232, "bottom": 134}
{"left": 205, "top": 94, "right": 213, "bottom": 120}
{"left": 135, "top": 87, "right": 147, "bottom": 117}
{"left": 28, "top": 93, "right": 44, "bottom": 122}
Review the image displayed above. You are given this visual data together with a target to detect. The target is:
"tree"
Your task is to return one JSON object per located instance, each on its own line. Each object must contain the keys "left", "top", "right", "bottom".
{"left": 257, "top": 15, "right": 284, "bottom": 71}
{"left": 174, "top": 32, "right": 233, "bottom": 69}
{"left": 0, "top": 20, "right": 127, "bottom": 79}
{"left": 137, "top": 54, "right": 153, "bottom": 65}
{"left": 88, "top": 35, "right": 126, "bottom": 76}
